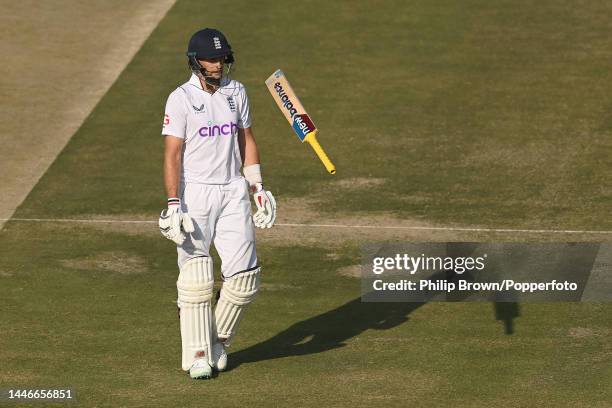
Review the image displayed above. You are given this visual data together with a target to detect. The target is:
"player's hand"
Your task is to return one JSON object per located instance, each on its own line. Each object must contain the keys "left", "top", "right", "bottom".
{"left": 158, "top": 198, "right": 195, "bottom": 245}
{"left": 252, "top": 183, "right": 276, "bottom": 229}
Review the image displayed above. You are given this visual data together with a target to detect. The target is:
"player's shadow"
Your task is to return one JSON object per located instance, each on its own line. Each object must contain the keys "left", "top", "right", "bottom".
{"left": 229, "top": 243, "right": 523, "bottom": 370}
{"left": 229, "top": 295, "right": 519, "bottom": 370}
{"left": 227, "top": 298, "right": 425, "bottom": 371}
{"left": 494, "top": 301, "right": 520, "bottom": 334}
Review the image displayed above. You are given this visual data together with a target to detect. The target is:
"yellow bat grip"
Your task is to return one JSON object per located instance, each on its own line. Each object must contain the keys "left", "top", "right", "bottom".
{"left": 304, "top": 131, "right": 336, "bottom": 174}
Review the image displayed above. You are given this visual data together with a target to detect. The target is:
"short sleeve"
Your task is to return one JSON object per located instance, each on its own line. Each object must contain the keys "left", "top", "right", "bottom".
{"left": 237, "top": 85, "right": 252, "bottom": 129}
{"left": 162, "top": 89, "right": 187, "bottom": 138}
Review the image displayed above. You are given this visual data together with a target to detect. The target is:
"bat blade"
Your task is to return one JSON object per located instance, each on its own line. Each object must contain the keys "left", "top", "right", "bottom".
{"left": 265, "top": 69, "right": 316, "bottom": 142}
{"left": 265, "top": 69, "right": 336, "bottom": 174}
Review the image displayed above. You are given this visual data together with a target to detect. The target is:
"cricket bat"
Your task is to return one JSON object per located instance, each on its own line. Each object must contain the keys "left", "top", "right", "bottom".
{"left": 265, "top": 69, "right": 336, "bottom": 174}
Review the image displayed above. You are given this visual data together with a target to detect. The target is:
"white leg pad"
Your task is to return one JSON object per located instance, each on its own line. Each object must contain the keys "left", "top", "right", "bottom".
{"left": 215, "top": 268, "right": 261, "bottom": 345}
{"left": 177, "top": 256, "right": 215, "bottom": 371}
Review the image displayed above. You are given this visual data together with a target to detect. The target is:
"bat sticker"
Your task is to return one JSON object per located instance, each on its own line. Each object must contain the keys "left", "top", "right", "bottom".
{"left": 292, "top": 114, "right": 316, "bottom": 140}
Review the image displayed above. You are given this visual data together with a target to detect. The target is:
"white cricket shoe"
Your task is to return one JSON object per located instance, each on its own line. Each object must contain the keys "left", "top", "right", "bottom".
{"left": 212, "top": 342, "right": 227, "bottom": 371}
{"left": 189, "top": 358, "right": 212, "bottom": 379}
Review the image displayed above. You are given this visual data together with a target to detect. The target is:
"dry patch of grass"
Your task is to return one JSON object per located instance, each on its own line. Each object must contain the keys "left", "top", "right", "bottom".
{"left": 567, "top": 326, "right": 611, "bottom": 339}
{"left": 330, "top": 368, "right": 440, "bottom": 398}
{"left": 330, "top": 177, "right": 387, "bottom": 189}
{"left": 337, "top": 264, "right": 361, "bottom": 278}
{"left": 60, "top": 251, "right": 149, "bottom": 275}
{"left": 259, "top": 283, "right": 302, "bottom": 291}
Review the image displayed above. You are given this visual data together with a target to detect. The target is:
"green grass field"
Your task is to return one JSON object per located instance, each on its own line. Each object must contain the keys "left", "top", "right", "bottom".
{"left": 1, "top": 0, "right": 611, "bottom": 406}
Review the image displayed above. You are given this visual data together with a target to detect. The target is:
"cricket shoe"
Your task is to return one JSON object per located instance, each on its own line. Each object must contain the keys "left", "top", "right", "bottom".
{"left": 212, "top": 342, "right": 227, "bottom": 372}
{"left": 189, "top": 358, "right": 213, "bottom": 379}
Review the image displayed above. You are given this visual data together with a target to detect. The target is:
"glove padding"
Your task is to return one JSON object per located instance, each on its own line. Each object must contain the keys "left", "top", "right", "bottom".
{"left": 252, "top": 185, "right": 276, "bottom": 229}
{"left": 159, "top": 205, "right": 195, "bottom": 245}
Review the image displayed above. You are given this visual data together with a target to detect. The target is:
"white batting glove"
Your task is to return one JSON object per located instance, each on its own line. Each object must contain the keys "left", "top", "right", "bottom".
{"left": 158, "top": 198, "right": 195, "bottom": 245}
{"left": 252, "top": 183, "right": 276, "bottom": 229}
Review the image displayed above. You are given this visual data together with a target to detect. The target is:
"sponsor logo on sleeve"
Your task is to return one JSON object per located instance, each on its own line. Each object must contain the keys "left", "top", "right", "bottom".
{"left": 163, "top": 114, "right": 170, "bottom": 126}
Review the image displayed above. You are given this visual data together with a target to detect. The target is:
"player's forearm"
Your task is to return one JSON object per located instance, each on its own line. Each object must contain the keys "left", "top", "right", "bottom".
{"left": 243, "top": 136, "right": 260, "bottom": 166}
{"left": 164, "top": 145, "right": 182, "bottom": 199}
{"left": 240, "top": 128, "right": 264, "bottom": 188}
{"left": 238, "top": 127, "right": 260, "bottom": 166}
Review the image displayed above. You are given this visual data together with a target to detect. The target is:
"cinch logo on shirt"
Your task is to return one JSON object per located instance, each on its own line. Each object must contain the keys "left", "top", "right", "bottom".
{"left": 198, "top": 121, "right": 239, "bottom": 137}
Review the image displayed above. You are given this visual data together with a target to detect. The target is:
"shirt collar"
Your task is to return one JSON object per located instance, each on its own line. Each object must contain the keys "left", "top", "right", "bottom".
{"left": 188, "top": 73, "right": 203, "bottom": 90}
{"left": 188, "top": 73, "right": 231, "bottom": 91}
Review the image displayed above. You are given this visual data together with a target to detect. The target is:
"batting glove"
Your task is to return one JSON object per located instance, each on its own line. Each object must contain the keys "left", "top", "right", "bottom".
{"left": 252, "top": 183, "right": 276, "bottom": 229}
{"left": 159, "top": 198, "right": 195, "bottom": 245}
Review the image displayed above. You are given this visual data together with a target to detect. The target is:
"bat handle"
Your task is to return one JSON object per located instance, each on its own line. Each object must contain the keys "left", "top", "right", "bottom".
{"left": 304, "top": 131, "right": 336, "bottom": 174}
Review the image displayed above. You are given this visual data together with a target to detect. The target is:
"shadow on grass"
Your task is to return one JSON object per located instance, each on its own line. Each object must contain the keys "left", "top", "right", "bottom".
{"left": 494, "top": 302, "right": 520, "bottom": 334}
{"left": 226, "top": 241, "right": 606, "bottom": 368}
{"left": 229, "top": 244, "right": 533, "bottom": 369}
{"left": 228, "top": 296, "right": 519, "bottom": 370}
{"left": 228, "top": 298, "right": 425, "bottom": 370}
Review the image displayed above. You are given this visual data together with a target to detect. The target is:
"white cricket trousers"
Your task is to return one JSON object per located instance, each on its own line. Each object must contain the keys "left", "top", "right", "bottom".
{"left": 177, "top": 177, "right": 258, "bottom": 278}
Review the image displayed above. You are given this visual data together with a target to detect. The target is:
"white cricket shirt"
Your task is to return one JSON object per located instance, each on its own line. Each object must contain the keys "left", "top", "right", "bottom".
{"left": 162, "top": 74, "right": 252, "bottom": 184}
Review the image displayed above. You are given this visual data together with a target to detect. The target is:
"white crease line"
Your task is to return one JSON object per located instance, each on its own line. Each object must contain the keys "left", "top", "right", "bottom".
{"left": 276, "top": 223, "right": 612, "bottom": 234}
{"left": 3, "top": 218, "right": 155, "bottom": 224}
{"left": 1, "top": 218, "right": 611, "bottom": 235}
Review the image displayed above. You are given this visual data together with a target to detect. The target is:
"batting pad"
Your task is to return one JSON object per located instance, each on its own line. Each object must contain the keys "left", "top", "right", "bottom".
{"left": 177, "top": 256, "right": 215, "bottom": 370}
{"left": 215, "top": 267, "right": 261, "bottom": 345}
